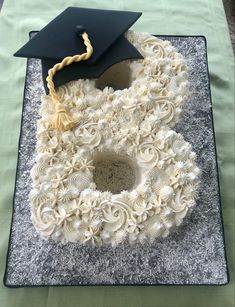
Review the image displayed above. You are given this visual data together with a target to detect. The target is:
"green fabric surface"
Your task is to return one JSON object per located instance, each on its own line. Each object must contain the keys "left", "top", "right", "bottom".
{"left": 0, "top": 0, "right": 234, "bottom": 306}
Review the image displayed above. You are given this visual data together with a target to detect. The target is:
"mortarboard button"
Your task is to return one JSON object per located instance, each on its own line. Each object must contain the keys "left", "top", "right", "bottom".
{"left": 75, "top": 25, "right": 86, "bottom": 36}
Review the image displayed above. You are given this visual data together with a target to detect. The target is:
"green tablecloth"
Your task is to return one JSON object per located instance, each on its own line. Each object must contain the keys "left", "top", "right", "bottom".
{"left": 0, "top": 0, "right": 234, "bottom": 306}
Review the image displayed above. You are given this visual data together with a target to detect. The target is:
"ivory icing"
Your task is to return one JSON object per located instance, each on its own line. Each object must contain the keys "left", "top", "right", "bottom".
{"left": 30, "top": 31, "right": 200, "bottom": 246}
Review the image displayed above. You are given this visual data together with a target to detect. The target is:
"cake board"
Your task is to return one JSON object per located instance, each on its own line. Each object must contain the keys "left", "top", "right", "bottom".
{"left": 4, "top": 35, "right": 229, "bottom": 287}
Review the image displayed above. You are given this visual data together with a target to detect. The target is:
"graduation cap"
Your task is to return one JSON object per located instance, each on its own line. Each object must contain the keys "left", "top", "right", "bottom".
{"left": 15, "top": 7, "right": 143, "bottom": 90}
{"left": 14, "top": 7, "right": 143, "bottom": 131}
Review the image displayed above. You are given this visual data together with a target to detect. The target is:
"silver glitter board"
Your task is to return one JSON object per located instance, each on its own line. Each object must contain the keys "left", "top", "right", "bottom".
{"left": 4, "top": 35, "right": 229, "bottom": 287}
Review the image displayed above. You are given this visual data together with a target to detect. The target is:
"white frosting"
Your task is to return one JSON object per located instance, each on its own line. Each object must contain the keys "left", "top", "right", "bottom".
{"left": 30, "top": 31, "right": 200, "bottom": 246}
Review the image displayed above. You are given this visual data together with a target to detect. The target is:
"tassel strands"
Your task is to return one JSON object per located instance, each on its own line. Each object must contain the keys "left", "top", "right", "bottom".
{"left": 46, "top": 32, "right": 93, "bottom": 131}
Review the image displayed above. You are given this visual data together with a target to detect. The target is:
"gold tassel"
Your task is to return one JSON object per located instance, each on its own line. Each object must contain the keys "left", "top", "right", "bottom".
{"left": 46, "top": 32, "right": 93, "bottom": 132}
{"left": 51, "top": 102, "right": 74, "bottom": 131}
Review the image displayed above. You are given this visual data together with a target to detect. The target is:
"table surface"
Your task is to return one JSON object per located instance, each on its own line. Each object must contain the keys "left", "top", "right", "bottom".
{"left": 0, "top": 0, "right": 234, "bottom": 306}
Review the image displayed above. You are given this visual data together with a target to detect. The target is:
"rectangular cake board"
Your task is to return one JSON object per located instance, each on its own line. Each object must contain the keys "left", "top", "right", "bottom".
{"left": 4, "top": 35, "right": 229, "bottom": 287}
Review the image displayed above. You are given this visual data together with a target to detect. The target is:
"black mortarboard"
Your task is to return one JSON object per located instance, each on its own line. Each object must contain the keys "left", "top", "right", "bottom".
{"left": 14, "top": 7, "right": 143, "bottom": 92}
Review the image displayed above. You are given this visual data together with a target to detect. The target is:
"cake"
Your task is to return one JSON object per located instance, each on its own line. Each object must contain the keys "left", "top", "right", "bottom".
{"left": 30, "top": 31, "right": 200, "bottom": 246}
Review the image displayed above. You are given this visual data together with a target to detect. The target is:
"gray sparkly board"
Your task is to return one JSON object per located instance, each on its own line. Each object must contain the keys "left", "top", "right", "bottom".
{"left": 4, "top": 35, "right": 229, "bottom": 287}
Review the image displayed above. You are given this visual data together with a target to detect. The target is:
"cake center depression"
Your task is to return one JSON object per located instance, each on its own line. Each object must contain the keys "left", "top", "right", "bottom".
{"left": 93, "top": 152, "right": 138, "bottom": 194}
{"left": 30, "top": 31, "right": 200, "bottom": 246}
